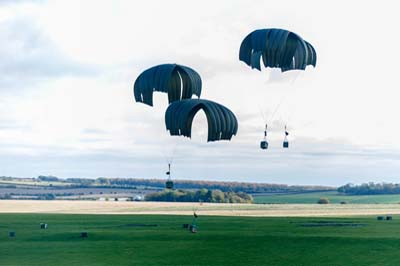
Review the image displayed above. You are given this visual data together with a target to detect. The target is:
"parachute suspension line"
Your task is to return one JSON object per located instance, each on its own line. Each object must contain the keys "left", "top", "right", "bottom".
{"left": 290, "top": 71, "right": 302, "bottom": 86}
{"left": 258, "top": 71, "right": 303, "bottom": 151}
{"left": 167, "top": 163, "right": 171, "bottom": 180}
{"left": 264, "top": 124, "right": 268, "bottom": 140}
{"left": 259, "top": 87, "right": 290, "bottom": 150}
{"left": 163, "top": 141, "right": 178, "bottom": 190}
{"left": 268, "top": 93, "right": 287, "bottom": 124}
{"left": 287, "top": 72, "right": 304, "bottom": 132}
{"left": 161, "top": 151, "right": 173, "bottom": 173}
{"left": 257, "top": 104, "right": 267, "bottom": 124}
{"left": 162, "top": 140, "right": 179, "bottom": 166}
{"left": 258, "top": 105, "right": 269, "bottom": 150}
{"left": 268, "top": 73, "right": 300, "bottom": 149}
{"left": 169, "top": 142, "right": 179, "bottom": 165}
{"left": 260, "top": 123, "right": 269, "bottom": 150}
{"left": 165, "top": 162, "right": 174, "bottom": 189}
{"left": 283, "top": 125, "right": 289, "bottom": 148}
{"left": 281, "top": 72, "right": 302, "bottom": 148}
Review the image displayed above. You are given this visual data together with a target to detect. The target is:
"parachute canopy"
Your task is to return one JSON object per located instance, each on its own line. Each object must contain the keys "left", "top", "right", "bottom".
{"left": 165, "top": 99, "right": 238, "bottom": 142}
{"left": 239, "top": 28, "right": 317, "bottom": 72}
{"left": 134, "top": 64, "right": 202, "bottom": 106}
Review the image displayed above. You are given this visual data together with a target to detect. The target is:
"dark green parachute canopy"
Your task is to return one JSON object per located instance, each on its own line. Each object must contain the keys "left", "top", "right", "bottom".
{"left": 134, "top": 64, "right": 202, "bottom": 106}
{"left": 239, "top": 29, "right": 317, "bottom": 72}
{"left": 165, "top": 99, "right": 238, "bottom": 142}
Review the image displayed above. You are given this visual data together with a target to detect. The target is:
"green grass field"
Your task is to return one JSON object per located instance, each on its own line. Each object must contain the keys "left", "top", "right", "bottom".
{"left": 1, "top": 213, "right": 400, "bottom": 266}
{"left": 253, "top": 191, "right": 400, "bottom": 204}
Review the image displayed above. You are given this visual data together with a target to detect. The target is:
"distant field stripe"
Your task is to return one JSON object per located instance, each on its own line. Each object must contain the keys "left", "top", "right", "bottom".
{"left": 253, "top": 191, "right": 400, "bottom": 204}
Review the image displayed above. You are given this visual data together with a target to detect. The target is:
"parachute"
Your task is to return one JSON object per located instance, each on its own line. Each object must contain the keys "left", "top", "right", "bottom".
{"left": 165, "top": 99, "right": 238, "bottom": 142}
{"left": 239, "top": 28, "right": 317, "bottom": 72}
{"left": 134, "top": 64, "right": 202, "bottom": 106}
{"left": 239, "top": 28, "right": 317, "bottom": 149}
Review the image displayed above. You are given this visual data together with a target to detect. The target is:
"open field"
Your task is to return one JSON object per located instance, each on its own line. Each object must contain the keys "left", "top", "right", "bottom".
{"left": 1, "top": 200, "right": 400, "bottom": 217}
{"left": 253, "top": 191, "right": 400, "bottom": 204}
{"left": 1, "top": 213, "right": 400, "bottom": 266}
{"left": 0, "top": 180, "right": 74, "bottom": 186}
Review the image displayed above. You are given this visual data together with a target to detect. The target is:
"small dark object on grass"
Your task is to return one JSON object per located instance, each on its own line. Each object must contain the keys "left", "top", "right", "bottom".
{"left": 40, "top": 223, "right": 48, "bottom": 229}
{"left": 386, "top": 216, "right": 393, "bottom": 220}
{"left": 377, "top": 216, "right": 384, "bottom": 220}
{"left": 189, "top": 225, "right": 197, "bottom": 233}
{"left": 9, "top": 231, "right": 15, "bottom": 237}
{"left": 183, "top": 224, "right": 189, "bottom": 229}
{"left": 317, "top": 197, "right": 330, "bottom": 204}
{"left": 81, "top": 232, "right": 88, "bottom": 238}
{"left": 340, "top": 201, "right": 348, "bottom": 204}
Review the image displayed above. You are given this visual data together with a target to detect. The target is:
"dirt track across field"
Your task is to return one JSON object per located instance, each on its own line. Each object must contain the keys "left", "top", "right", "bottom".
{"left": 1, "top": 200, "right": 400, "bottom": 217}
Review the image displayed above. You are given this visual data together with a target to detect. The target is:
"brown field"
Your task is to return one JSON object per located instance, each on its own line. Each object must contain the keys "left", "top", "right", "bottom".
{"left": 1, "top": 200, "right": 400, "bottom": 217}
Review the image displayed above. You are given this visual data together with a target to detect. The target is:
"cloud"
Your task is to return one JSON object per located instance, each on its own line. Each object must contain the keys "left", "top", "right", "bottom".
{"left": 0, "top": 0, "right": 44, "bottom": 6}
{"left": 1, "top": 136, "right": 398, "bottom": 186}
{"left": 0, "top": 17, "right": 97, "bottom": 91}
{"left": 0, "top": 120, "right": 29, "bottom": 130}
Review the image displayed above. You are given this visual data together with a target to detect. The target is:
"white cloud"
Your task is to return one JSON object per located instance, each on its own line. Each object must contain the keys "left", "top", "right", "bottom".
{"left": 0, "top": 17, "right": 98, "bottom": 92}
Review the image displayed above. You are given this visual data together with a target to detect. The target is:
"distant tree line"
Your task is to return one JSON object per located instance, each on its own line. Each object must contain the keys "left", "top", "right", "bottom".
{"left": 145, "top": 189, "right": 253, "bottom": 203}
{"left": 92, "top": 178, "right": 333, "bottom": 194}
{"left": 0, "top": 193, "right": 56, "bottom": 200}
{"left": 0, "top": 176, "right": 36, "bottom": 182}
{"left": 38, "top": 175, "right": 59, "bottom": 182}
{"left": 338, "top": 183, "right": 400, "bottom": 195}
{"left": 0, "top": 176, "right": 335, "bottom": 194}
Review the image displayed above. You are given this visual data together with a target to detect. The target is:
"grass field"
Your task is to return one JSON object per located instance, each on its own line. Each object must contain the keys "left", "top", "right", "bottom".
{"left": 0, "top": 180, "right": 75, "bottom": 187}
{"left": 253, "top": 191, "right": 400, "bottom": 204}
{"left": 1, "top": 213, "right": 400, "bottom": 266}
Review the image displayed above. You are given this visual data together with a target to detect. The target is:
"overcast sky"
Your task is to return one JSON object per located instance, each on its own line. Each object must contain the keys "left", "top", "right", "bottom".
{"left": 0, "top": 0, "right": 399, "bottom": 186}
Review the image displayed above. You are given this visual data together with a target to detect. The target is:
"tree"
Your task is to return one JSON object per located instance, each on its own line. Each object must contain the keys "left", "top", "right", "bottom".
{"left": 38, "top": 176, "right": 59, "bottom": 182}
{"left": 145, "top": 189, "right": 253, "bottom": 203}
{"left": 211, "top": 190, "right": 225, "bottom": 203}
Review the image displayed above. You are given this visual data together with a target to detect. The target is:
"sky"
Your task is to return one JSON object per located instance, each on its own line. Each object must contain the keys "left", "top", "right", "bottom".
{"left": 0, "top": 0, "right": 399, "bottom": 186}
